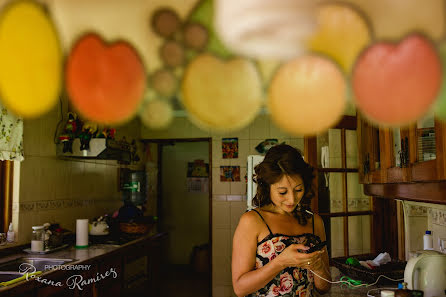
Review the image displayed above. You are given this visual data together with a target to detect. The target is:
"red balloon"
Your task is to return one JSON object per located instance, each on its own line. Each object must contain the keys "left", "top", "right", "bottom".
{"left": 352, "top": 34, "right": 442, "bottom": 125}
{"left": 66, "top": 33, "right": 146, "bottom": 124}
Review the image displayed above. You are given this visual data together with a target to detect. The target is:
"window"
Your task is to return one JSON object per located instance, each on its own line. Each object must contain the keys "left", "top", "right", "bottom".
{"left": 315, "top": 122, "right": 372, "bottom": 258}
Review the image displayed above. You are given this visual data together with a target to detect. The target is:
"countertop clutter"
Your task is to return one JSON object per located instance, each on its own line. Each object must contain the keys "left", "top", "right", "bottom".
{"left": 320, "top": 268, "right": 398, "bottom": 297}
{"left": 0, "top": 232, "right": 167, "bottom": 297}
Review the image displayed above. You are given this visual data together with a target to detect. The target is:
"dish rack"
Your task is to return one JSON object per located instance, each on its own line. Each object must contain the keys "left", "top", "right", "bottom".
{"left": 332, "top": 255, "right": 406, "bottom": 284}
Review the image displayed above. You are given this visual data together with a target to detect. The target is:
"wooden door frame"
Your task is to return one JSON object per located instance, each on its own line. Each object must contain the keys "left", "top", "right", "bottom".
{"left": 143, "top": 137, "right": 212, "bottom": 296}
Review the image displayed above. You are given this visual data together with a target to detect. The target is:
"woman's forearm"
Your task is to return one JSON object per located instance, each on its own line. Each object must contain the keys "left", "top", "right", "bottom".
{"left": 313, "top": 264, "right": 331, "bottom": 294}
{"left": 233, "top": 258, "right": 284, "bottom": 297}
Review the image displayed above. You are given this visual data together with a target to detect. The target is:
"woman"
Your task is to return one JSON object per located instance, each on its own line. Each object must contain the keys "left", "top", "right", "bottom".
{"left": 232, "top": 144, "right": 331, "bottom": 296}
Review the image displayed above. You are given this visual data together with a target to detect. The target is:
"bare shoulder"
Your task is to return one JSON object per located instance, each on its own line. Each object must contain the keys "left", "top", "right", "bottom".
{"left": 235, "top": 210, "right": 263, "bottom": 236}
{"left": 238, "top": 210, "right": 262, "bottom": 229}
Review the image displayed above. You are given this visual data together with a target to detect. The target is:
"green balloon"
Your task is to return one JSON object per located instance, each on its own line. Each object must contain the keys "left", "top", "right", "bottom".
{"left": 434, "top": 43, "right": 446, "bottom": 120}
{"left": 188, "top": 0, "right": 232, "bottom": 58}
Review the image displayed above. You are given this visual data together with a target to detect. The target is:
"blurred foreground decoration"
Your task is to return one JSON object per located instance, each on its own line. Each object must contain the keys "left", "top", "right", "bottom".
{"left": 140, "top": 98, "right": 173, "bottom": 130}
{"left": 65, "top": 33, "right": 146, "bottom": 125}
{"left": 344, "top": 0, "right": 445, "bottom": 41}
{"left": 308, "top": 3, "right": 372, "bottom": 74}
{"left": 0, "top": 0, "right": 62, "bottom": 118}
{"left": 433, "top": 43, "right": 446, "bottom": 120}
{"left": 181, "top": 54, "right": 263, "bottom": 132}
{"left": 214, "top": 0, "right": 317, "bottom": 60}
{"left": 352, "top": 34, "right": 442, "bottom": 126}
{"left": 268, "top": 55, "right": 347, "bottom": 136}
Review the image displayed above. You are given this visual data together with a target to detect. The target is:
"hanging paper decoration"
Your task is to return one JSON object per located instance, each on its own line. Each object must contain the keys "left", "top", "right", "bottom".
{"left": 434, "top": 43, "right": 446, "bottom": 120}
{"left": 66, "top": 33, "right": 146, "bottom": 124}
{"left": 188, "top": 0, "right": 231, "bottom": 58}
{"left": 150, "top": 69, "right": 179, "bottom": 98}
{"left": 140, "top": 98, "right": 173, "bottom": 130}
{"left": 352, "top": 34, "right": 442, "bottom": 126}
{"left": 0, "top": 1, "right": 62, "bottom": 118}
{"left": 214, "top": 0, "right": 317, "bottom": 60}
{"left": 181, "top": 54, "right": 263, "bottom": 131}
{"left": 344, "top": 0, "right": 444, "bottom": 41}
{"left": 268, "top": 55, "right": 347, "bottom": 136}
{"left": 183, "top": 22, "right": 209, "bottom": 51}
{"left": 151, "top": 8, "right": 181, "bottom": 38}
{"left": 308, "top": 3, "right": 372, "bottom": 73}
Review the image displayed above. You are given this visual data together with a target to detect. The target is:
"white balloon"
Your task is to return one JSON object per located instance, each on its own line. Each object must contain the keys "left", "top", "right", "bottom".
{"left": 214, "top": 0, "right": 318, "bottom": 60}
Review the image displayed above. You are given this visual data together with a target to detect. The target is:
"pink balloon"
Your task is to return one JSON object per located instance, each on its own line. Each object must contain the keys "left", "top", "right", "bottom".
{"left": 353, "top": 34, "right": 442, "bottom": 126}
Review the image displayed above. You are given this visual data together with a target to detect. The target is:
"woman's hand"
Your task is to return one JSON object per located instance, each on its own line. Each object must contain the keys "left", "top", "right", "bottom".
{"left": 276, "top": 244, "right": 325, "bottom": 270}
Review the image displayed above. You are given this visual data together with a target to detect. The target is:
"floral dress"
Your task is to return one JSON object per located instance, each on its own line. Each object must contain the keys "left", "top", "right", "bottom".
{"left": 246, "top": 209, "right": 322, "bottom": 297}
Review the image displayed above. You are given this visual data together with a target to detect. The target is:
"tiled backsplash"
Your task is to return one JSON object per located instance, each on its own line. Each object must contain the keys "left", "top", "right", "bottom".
{"left": 403, "top": 201, "right": 446, "bottom": 260}
{"left": 14, "top": 100, "right": 144, "bottom": 245}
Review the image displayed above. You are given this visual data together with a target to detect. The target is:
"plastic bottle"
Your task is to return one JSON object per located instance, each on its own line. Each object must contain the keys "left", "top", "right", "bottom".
{"left": 423, "top": 230, "right": 433, "bottom": 250}
{"left": 6, "top": 222, "right": 14, "bottom": 242}
{"left": 31, "top": 226, "right": 45, "bottom": 252}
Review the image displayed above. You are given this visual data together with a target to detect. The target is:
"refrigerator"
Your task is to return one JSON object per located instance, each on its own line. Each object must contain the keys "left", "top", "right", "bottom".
{"left": 247, "top": 155, "right": 264, "bottom": 210}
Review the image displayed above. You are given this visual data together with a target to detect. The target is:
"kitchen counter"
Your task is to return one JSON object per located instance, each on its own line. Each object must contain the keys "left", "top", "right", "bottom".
{"left": 318, "top": 268, "right": 399, "bottom": 297}
{"left": 0, "top": 232, "right": 167, "bottom": 296}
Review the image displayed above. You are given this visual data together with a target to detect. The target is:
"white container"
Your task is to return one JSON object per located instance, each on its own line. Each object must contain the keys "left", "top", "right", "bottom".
{"left": 76, "top": 219, "right": 89, "bottom": 248}
{"left": 424, "top": 230, "right": 433, "bottom": 250}
{"left": 381, "top": 290, "right": 395, "bottom": 297}
{"left": 6, "top": 222, "right": 14, "bottom": 242}
{"left": 31, "top": 226, "right": 44, "bottom": 252}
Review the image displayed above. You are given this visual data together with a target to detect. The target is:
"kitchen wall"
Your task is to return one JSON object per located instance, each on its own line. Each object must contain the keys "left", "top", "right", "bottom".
{"left": 15, "top": 99, "right": 144, "bottom": 245}
{"left": 141, "top": 114, "right": 305, "bottom": 297}
{"left": 403, "top": 200, "right": 446, "bottom": 259}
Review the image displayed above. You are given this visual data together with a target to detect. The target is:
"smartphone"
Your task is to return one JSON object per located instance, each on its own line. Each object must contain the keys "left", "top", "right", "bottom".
{"left": 298, "top": 241, "right": 327, "bottom": 254}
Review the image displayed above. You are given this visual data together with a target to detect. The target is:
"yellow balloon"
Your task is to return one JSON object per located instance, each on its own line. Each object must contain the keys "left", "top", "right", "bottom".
{"left": 308, "top": 3, "right": 371, "bottom": 73}
{"left": 0, "top": 1, "right": 62, "bottom": 118}
{"left": 345, "top": 0, "right": 444, "bottom": 41}
{"left": 268, "top": 55, "right": 347, "bottom": 136}
{"left": 182, "top": 54, "right": 263, "bottom": 131}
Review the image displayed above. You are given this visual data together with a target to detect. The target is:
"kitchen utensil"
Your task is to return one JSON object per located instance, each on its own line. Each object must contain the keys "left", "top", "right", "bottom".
{"left": 404, "top": 250, "right": 446, "bottom": 297}
{"left": 89, "top": 219, "right": 109, "bottom": 236}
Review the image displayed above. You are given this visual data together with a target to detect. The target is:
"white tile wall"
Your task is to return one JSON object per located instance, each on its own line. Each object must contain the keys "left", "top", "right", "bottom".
{"left": 16, "top": 98, "right": 144, "bottom": 245}
{"left": 404, "top": 201, "right": 446, "bottom": 259}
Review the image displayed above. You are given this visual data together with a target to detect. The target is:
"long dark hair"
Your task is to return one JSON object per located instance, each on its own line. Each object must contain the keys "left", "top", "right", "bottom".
{"left": 252, "top": 144, "right": 315, "bottom": 225}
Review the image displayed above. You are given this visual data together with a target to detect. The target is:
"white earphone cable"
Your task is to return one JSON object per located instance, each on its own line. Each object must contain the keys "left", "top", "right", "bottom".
{"left": 309, "top": 269, "right": 404, "bottom": 288}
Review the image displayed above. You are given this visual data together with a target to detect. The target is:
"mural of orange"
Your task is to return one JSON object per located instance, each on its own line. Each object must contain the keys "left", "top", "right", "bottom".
{"left": 66, "top": 33, "right": 146, "bottom": 124}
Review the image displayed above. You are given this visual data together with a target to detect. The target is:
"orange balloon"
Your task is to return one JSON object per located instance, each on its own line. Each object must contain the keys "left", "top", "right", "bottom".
{"left": 66, "top": 33, "right": 146, "bottom": 124}
{"left": 268, "top": 55, "right": 347, "bottom": 136}
{"left": 353, "top": 34, "right": 442, "bottom": 126}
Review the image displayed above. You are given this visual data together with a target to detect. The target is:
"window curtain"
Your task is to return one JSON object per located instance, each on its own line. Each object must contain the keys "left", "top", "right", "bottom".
{"left": 0, "top": 102, "right": 24, "bottom": 162}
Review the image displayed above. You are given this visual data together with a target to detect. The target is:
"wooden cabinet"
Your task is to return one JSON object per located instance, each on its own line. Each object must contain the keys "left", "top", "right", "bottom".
{"left": 357, "top": 113, "right": 446, "bottom": 204}
{"left": 358, "top": 113, "right": 446, "bottom": 184}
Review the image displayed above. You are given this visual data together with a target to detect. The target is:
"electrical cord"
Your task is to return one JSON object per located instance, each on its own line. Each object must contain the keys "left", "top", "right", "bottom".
{"left": 309, "top": 269, "right": 403, "bottom": 288}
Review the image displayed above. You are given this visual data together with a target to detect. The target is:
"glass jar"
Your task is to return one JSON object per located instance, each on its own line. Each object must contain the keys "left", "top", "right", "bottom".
{"left": 31, "top": 226, "right": 45, "bottom": 252}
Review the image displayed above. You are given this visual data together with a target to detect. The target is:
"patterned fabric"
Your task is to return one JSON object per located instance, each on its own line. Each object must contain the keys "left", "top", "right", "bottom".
{"left": 0, "top": 103, "right": 23, "bottom": 161}
{"left": 247, "top": 232, "right": 322, "bottom": 297}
